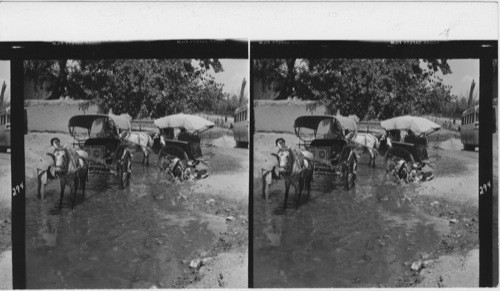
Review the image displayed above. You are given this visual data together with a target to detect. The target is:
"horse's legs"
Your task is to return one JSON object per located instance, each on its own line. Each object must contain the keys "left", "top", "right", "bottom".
{"left": 296, "top": 179, "right": 304, "bottom": 209}
{"left": 72, "top": 177, "right": 78, "bottom": 210}
{"left": 306, "top": 173, "right": 312, "bottom": 199}
{"left": 284, "top": 179, "right": 291, "bottom": 209}
{"left": 81, "top": 171, "right": 87, "bottom": 201}
{"left": 145, "top": 151, "right": 149, "bottom": 167}
{"left": 59, "top": 180, "right": 65, "bottom": 209}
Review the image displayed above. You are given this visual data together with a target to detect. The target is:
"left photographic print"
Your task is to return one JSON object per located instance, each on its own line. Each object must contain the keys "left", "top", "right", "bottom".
{"left": 22, "top": 43, "right": 249, "bottom": 288}
{"left": 0, "top": 60, "right": 12, "bottom": 289}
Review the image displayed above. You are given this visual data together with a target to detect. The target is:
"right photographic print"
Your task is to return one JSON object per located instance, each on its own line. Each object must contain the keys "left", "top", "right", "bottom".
{"left": 251, "top": 41, "right": 497, "bottom": 288}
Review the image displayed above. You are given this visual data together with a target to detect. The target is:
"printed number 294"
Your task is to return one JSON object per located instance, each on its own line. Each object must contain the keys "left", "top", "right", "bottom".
{"left": 479, "top": 181, "right": 492, "bottom": 195}
{"left": 12, "top": 182, "right": 24, "bottom": 197}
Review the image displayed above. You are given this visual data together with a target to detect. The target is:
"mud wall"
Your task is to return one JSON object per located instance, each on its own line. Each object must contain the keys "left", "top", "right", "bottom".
{"left": 25, "top": 99, "right": 101, "bottom": 133}
{"left": 254, "top": 100, "right": 327, "bottom": 133}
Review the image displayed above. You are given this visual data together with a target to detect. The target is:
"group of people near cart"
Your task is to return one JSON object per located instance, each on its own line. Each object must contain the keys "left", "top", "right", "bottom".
{"left": 37, "top": 113, "right": 216, "bottom": 203}
{"left": 262, "top": 115, "right": 441, "bottom": 207}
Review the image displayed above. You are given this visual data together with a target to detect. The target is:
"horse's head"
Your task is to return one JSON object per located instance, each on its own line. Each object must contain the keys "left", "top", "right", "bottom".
{"left": 119, "top": 130, "right": 129, "bottom": 140}
{"left": 385, "top": 135, "right": 392, "bottom": 148}
{"left": 152, "top": 133, "right": 164, "bottom": 154}
{"left": 271, "top": 148, "right": 293, "bottom": 175}
{"left": 51, "top": 148, "right": 68, "bottom": 175}
{"left": 345, "top": 131, "right": 355, "bottom": 140}
{"left": 379, "top": 134, "right": 392, "bottom": 148}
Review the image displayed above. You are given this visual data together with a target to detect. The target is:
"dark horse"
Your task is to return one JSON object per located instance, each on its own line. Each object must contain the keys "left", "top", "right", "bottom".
{"left": 48, "top": 147, "right": 89, "bottom": 209}
{"left": 272, "top": 147, "right": 313, "bottom": 210}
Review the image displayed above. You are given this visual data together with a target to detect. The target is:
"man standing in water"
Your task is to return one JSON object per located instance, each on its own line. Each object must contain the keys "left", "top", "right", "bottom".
{"left": 276, "top": 137, "right": 286, "bottom": 149}
{"left": 261, "top": 138, "right": 287, "bottom": 199}
{"left": 37, "top": 137, "right": 62, "bottom": 199}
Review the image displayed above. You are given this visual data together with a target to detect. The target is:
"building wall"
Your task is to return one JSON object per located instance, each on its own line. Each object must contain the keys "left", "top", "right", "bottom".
{"left": 254, "top": 100, "right": 327, "bottom": 133}
{"left": 25, "top": 99, "right": 101, "bottom": 133}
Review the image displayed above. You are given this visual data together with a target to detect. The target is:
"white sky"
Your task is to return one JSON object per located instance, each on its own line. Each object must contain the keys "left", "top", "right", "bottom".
{"left": 0, "top": 61, "right": 9, "bottom": 105}
{"left": 438, "top": 59, "right": 479, "bottom": 99}
{"left": 209, "top": 59, "right": 248, "bottom": 97}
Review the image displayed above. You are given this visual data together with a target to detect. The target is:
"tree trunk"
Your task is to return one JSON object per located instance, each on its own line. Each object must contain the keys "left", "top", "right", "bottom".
{"left": 275, "top": 59, "right": 297, "bottom": 100}
{"left": 48, "top": 59, "right": 68, "bottom": 100}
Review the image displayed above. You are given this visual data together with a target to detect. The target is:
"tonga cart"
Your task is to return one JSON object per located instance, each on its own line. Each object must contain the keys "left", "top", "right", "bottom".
{"left": 153, "top": 113, "right": 215, "bottom": 164}
{"left": 294, "top": 115, "right": 358, "bottom": 191}
{"left": 68, "top": 114, "right": 132, "bottom": 189}
{"left": 379, "top": 115, "right": 441, "bottom": 166}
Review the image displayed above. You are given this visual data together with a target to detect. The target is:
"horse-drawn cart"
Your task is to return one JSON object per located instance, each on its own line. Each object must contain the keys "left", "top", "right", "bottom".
{"left": 68, "top": 114, "right": 132, "bottom": 189}
{"left": 153, "top": 113, "right": 215, "bottom": 164}
{"left": 294, "top": 115, "right": 358, "bottom": 190}
{"left": 380, "top": 115, "right": 441, "bottom": 166}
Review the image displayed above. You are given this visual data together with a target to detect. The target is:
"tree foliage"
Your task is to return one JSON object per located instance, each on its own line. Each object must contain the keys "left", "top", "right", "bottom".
{"left": 24, "top": 59, "right": 227, "bottom": 118}
{"left": 253, "top": 58, "right": 454, "bottom": 119}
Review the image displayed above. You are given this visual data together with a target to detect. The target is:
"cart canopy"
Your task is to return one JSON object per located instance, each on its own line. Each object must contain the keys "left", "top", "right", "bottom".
{"left": 108, "top": 113, "right": 132, "bottom": 131}
{"left": 68, "top": 114, "right": 131, "bottom": 131}
{"left": 294, "top": 115, "right": 357, "bottom": 132}
{"left": 154, "top": 114, "right": 215, "bottom": 133}
{"left": 380, "top": 115, "right": 441, "bottom": 135}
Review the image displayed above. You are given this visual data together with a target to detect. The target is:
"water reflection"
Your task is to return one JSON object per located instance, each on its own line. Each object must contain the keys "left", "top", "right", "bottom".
{"left": 254, "top": 162, "right": 450, "bottom": 288}
{"left": 26, "top": 156, "right": 226, "bottom": 289}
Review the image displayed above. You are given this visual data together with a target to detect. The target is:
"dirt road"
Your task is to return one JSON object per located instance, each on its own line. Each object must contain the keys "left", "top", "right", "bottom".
{"left": 253, "top": 131, "right": 480, "bottom": 288}
{"left": 24, "top": 131, "right": 248, "bottom": 288}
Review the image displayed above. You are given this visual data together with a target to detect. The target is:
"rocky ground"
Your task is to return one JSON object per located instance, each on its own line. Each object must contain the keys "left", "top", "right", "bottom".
{"left": 170, "top": 136, "right": 249, "bottom": 288}
{"left": 384, "top": 131, "right": 482, "bottom": 287}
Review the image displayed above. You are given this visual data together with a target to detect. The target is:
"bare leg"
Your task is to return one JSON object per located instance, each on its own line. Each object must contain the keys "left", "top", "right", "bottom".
{"left": 37, "top": 169, "right": 47, "bottom": 200}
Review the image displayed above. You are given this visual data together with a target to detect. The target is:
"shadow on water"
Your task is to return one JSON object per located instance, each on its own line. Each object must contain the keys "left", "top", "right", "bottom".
{"left": 26, "top": 156, "right": 226, "bottom": 289}
{"left": 253, "top": 161, "right": 450, "bottom": 288}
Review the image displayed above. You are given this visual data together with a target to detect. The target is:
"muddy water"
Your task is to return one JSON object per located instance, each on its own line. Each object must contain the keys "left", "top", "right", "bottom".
{"left": 253, "top": 159, "right": 450, "bottom": 288}
{"left": 25, "top": 155, "right": 226, "bottom": 289}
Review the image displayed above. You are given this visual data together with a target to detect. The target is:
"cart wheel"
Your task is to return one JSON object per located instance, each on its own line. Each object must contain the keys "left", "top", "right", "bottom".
{"left": 163, "top": 145, "right": 189, "bottom": 161}
{"left": 345, "top": 155, "right": 357, "bottom": 190}
{"left": 384, "top": 148, "right": 415, "bottom": 165}
{"left": 119, "top": 153, "right": 131, "bottom": 189}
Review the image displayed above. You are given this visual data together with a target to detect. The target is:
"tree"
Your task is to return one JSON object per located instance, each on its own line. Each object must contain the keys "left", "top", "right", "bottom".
{"left": 253, "top": 58, "right": 453, "bottom": 119}
{"left": 24, "top": 59, "right": 224, "bottom": 118}
{"left": 253, "top": 59, "right": 297, "bottom": 100}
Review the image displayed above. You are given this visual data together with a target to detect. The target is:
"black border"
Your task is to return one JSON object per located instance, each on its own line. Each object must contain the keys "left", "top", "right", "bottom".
{"left": 0, "top": 40, "right": 248, "bottom": 289}
{"left": 248, "top": 50, "right": 254, "bottom": 288}
{"left": 10, "top": 60, "right": 25, "bottom": 290}
{"left": 1, "top": 39, "right": 498, "bottom": 288}
{"left": 250, "top": 40, "right": 497, "bottom": 288}
{"left": 0, "top": 40, "right": 248, "bottom": 60}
